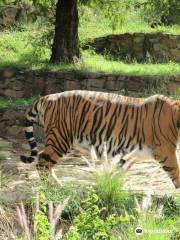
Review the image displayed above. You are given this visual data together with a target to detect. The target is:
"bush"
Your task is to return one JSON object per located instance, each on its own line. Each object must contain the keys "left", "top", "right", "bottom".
{"left": 63, "top": 187, "right": 130, "bottom": 240}
{"left": 95, "top": 171, "right": 135, "bottom": 215}
{"left": 162, "top": 195, "right": 180, "bottom": 219}
{"left": 139, "top": 0, "right": 180, "bottom": 26}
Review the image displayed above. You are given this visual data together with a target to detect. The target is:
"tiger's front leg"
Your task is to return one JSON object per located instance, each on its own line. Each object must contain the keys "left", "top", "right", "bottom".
{"left": 153, "top": 146, "right": 180, "bottom": 189}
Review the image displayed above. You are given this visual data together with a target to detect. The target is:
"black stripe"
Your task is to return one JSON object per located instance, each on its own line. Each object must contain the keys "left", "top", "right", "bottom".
{"left": 122, "top": 105, "right": 128, "bottom": 123}
{"left": 105, "top": 100, "right": 112, "bottom": 116}
{"left": 125, "top": 138, "right": 132, "bottom": 149}
{"left": 33, "top": 101, "right": 38, "bottom": 112}
{"left": 130, "top": 145, "right": 135, "bottom": 151}
{"left": 159, "top": 157, "right": 168, "bottom": 164}
{"left": 99, "top": 123, "right": 107, "bottom": 146}
{"left": 29, "top": 111, "right": 36, "bottom": 118}
{"left": 25, "top": 120, "right": 33, "bottom": 127}
{"left": 31, "top": 150, "right": 38, "bottom": 156}
{"left": 30, "top": 141, "right": 37, "bottom": 149}
{"left": 40, "top": 153, "right": 57, "bottom": 164}
{"left": 78, "top": 101, "right": 91, "bottom": 135}
{"left": 163, "top": 166, "right": 175, "bottom": 172}
{"left": 117, "top": 138, "right": 126, "bottom": 152}
{"left": 105, "top": 107, "right": 118, "bottom": 140}
{"left": 131, "top": 107, "right": 134, "bottom": 119}
{"left": 108, "top": 138, "right": 113, "bottom": 153}
{"left": 48, "top": 130, "right": 62, "bottom": 150}
{"left": 80, "top": 120, "right": 89, "bottom": 142}
{"left": 25, "top": 131, "right": 34, "bottom": 139}
{"left": 92, "top": 108, "right": 103, "bottom": 135}
{"left": 132, "top": 108, "right": 139, "bottom": 138}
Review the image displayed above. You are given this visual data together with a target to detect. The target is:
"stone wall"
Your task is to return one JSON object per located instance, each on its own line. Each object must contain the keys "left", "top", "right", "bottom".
{"left": 0, "top": 69, "right": 179, "bottom": 99}
{"left": 0, "top": 67, "right": 179, "bottom": 139}
{"left": 84, "top": 33, "right": 180, "bottom": 63}
{"left": 0, "top": 4, "right": 29, "bottom": 27}
{"left": 0, "top": 2, "right": 53, "bottom": 27}
{"left": 0, "top": 107, "right": 43, "bottom": 140}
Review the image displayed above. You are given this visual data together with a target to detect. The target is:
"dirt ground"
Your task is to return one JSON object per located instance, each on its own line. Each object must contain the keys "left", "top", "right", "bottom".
{"left": 1, "top": 137, "right": 179, "bottom": 203}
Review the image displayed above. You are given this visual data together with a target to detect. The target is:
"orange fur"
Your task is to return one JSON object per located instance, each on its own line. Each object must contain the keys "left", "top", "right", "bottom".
{"left": 22, "top": 91, "right": 180, "bottom": 188}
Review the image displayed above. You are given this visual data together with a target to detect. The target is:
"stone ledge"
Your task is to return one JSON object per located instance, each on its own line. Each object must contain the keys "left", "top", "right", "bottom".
{"left": 84, "top": 33, "right": 180, "bottom": 63}
{"left": 0, "top": 69, "right": 179, "bottom": 99}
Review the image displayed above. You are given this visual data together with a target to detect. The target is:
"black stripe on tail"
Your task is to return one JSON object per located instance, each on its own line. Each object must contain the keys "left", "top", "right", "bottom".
{"left": 20, "top": 116, "right": 38, "bottom": 163}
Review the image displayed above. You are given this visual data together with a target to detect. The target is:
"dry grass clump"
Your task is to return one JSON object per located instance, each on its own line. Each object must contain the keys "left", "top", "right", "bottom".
{"left": 0, "top": 205, "right": 17, "bottom": 240}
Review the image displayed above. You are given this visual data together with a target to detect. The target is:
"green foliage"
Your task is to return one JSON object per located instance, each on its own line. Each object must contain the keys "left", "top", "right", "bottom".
{"left": 64, "top": 187, "right": 130, "bottom": 240}
{"left": 34, "top": 176, "right": 83, "bottom": 220}
{"left": 162, "top": 195, "right": 180, "bottom": 219}
{"left": 139, "top": 0, "right": 180, "bottom": 26}
{"left": 0, "top": 154, "right": 7, "bottom": 161}
{"left": 29, "top": 20, "right": 53, "bottom": 59}
{"left": 170, "top": 228, "right": 180, "bottom": 240}
{"left": 0, "top": 96, "right": 38, "bottom": 109}
{"left": 91, "top": 0, "right": 130, "bottom": 31}
{"left": 95, "top": 172, "right": 135, "bottom": 215}
{"left": 32, "top": 0, "right": 57, "bottom": 8}
{"left": 32, "top": 192, "right": 52, "bottom": 240}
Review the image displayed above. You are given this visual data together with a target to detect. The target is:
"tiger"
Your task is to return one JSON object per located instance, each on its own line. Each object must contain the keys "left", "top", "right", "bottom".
{"left": 20, "top": 90, "right": 180, "bottom": 188}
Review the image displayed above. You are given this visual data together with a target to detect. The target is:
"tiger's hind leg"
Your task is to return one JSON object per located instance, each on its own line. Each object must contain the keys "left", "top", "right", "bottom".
{"left": 36, "top": 146, "right": 63, "bottom": 185}
{"left": 37, "top": 147, "right": 60, "bottom": 170}
{"left": 37, "top": 126, "right": 73, "bottom": 168}
{"left": 37, "top": 128, "right": 73, "bottom": 184}
{"left": 153, "top": 145, "right": 180, "bottom": 189}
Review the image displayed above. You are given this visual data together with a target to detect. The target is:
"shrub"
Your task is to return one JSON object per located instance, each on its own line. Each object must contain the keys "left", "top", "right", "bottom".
{"left": 162, "top": 195, "right": 180, "bottom": 219}
{"left": 139, "top": 0, "right": 180, "bottom": 26}
{"left": 95, "top": 171, "right": 135, "bottom": 216}
{"left": 63, "top": 187, "right": 130, "bottom": 240}
{"left": 0, "top": 154, "right": 7, "bottom": 161}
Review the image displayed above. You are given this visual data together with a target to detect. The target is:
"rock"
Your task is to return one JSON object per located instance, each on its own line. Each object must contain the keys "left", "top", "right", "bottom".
{"left": 7, "top": 126, "right": 22, "bottom": 137}
{"left": 88, "top": 78, "right": 105, "bottom": 88}
{"left": 3, "top": 89, "right": 24, "bottom": 99}
{"left": 2, "top": 109, "right": 24, "bottom": 121}
{"left": 28, "top": 171, "right": 40, "bottom": 180}
{"left": 169, "top": 49, "right": 180, "bottom": 61}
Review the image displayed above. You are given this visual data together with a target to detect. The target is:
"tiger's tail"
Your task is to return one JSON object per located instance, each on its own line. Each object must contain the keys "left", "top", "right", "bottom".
{"left": 20, "top": 103, "right": 38, "bottom": 163}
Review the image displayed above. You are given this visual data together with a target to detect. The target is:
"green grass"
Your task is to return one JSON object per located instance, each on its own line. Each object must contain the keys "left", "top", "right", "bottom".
{"left": 82, "top": 51, "right": 180, "bottom": 75}
{"left": 0, "top": 34, "right": 179, "bottom": 75}
{"left": 0, "top": 154, "right": 7, "bottom": 161}
{"left": 0, "top": 9, "right": 180, "bottom": 75}
{"left": 79, "top": 6, "right": 180, "bottom": 44}
{"left": 0, "top": 96, "right": 38, "bottom": 108}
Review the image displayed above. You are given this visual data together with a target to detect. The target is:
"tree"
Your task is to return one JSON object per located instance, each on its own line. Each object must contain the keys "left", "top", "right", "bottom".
{"left": 50, "top": 0, "right": 81, "bottom": 63}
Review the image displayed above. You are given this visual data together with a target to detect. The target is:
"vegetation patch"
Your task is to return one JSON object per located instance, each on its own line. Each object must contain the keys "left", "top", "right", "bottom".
{"left": 0, "top": 96, "right": 38, "bottom": 108}
{"left": 0, "top": 154, "right": 7, "bottom": 161}
{"left": 0, "top": 4, "right": 179, "bottom": 74}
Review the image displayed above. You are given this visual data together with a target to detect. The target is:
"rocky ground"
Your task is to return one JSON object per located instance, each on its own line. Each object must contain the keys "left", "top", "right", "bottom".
{"left": 0, "top": 137, "right": 178, "bottom": 204}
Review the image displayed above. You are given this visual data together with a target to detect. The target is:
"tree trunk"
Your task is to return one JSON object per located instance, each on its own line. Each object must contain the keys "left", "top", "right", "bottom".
{"left": 50, "top": 0, "right": 81, "bottom": 64}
